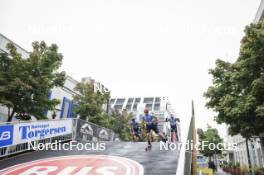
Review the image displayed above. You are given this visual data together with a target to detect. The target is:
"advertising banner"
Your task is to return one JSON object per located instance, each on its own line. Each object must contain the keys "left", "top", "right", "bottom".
{"left": 13, "top": 120, "right": 73, "bottom": 145}
{"left": 75, "top": 119, "right": 117, "bottom": 142}
{"left": 0, "top": 119, "right": 73, "bottom": 148}
{"left": 0, "top": 125, "right": 14, "bottom": 148}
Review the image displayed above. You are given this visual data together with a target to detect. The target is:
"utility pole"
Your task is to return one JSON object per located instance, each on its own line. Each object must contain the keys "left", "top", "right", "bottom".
{"left": 246, "top": 138, "right": 253, "bottom": 175}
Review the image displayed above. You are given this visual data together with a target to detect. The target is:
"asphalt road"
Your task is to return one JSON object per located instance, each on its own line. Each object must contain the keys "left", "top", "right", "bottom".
{"left": 0, "top": 141, "right": 180, "bottom": 175}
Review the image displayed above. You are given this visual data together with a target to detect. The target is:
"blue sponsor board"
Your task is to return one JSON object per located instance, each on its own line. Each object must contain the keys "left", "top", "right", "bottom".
{"left": 0, "top": 125, "right": 14, "bottom": 148}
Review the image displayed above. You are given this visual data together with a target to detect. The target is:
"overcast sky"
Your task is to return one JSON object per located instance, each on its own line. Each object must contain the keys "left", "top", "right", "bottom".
{"left": 0, "top": 0, "right": 261, "bottom": 139}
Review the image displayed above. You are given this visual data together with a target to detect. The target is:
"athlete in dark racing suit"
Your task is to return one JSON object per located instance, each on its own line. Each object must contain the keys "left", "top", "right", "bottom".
{"left": 130, "top": 118, "right": 141, "bottom": 141}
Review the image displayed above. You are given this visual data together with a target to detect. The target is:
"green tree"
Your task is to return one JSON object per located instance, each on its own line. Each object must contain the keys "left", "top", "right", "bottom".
{"left": 73, "top": 82, "right": 110, "bottom": 124}
{"left": 0, "top": 41, "right": 65, "bottom": 122}
{"left": 73, "top": 83, "right": 132, "bottom": 141}
{"left": 205, "top": 21, "right": 264, "bottom": 174}
{"left": 109, "top": 110, "right": 133, "bottom": 141}
{"left": 204, "top": 21, "right": 264, "bottom": 138}
{"left": 197, "top": 126, "right": 223, "bottom": 160}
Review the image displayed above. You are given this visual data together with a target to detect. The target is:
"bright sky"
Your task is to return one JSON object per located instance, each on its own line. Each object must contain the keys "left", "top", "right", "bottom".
{"left": 0, "top": 0, "right": 261, "bottom": 140}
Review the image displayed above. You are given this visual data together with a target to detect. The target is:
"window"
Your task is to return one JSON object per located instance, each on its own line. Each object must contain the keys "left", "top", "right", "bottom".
{"left": 114, "top": 105, "right": 122, "bottom": 110}
{"left": 127, "top": 98, "right": 134, "bottom": 104}
{"left": 110, "top": 99, "right": 116, "bottom": 104}
{"left": 155, "top": 97, "right": 161, "bottom": 103}
{"left": 145, "top": 104, "right": 152, "bottom": 111}
{"left": 126, "top": 105, "right": 132, "bottom": 111}
{"left": 60, "top": 97, "right": 73, "bottom": 118}
{"left": 133, "top": 104, "right": 138, "bottom": 111}
{"left": 154, "top": 104, "right": 160, "bottom": 111}
{"left": 116, "top": 98, "right": 125, "bottom": 105}
{"left": 143, "top": 97, "right": 153, "bottom": 104}
{"left": 135, "top": 98, "right": 141, "bottom": 103}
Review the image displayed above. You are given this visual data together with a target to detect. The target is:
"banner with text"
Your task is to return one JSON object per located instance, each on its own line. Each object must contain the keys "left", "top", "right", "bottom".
{"left": 0, "top": 119, "right": 73, "bottom": 148}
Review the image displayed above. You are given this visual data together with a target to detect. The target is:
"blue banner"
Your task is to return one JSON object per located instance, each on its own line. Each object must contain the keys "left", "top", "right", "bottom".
{"left": 0, "top": 125, "right": 14, "bottom": 148}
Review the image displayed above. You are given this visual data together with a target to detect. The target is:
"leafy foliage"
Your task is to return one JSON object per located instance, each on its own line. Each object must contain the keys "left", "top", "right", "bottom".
{"left": 204, "top": 21, "right": 264, "bottom": 138}
{"left": 0, "top": 41, "right": 65, "bottom": 122}
{"left": 109, "top": 110, "right": 133, "bottom": 141}
{"left": 73, "top": 82, "right": 133, "bottom": 141}
{"left": 73, "top": 82, "right": 110, "bottom": 122}
{"left": 197, "top": 126, "right": 223, "bottom": 159}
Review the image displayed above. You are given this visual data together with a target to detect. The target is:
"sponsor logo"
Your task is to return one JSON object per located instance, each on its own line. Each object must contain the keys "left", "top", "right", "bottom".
{"left": 19, "top": 124, "right": 66, "bottom": 140}
{"left": 0, "top": 155, "right": 144, "bottom": 175}
{"left": 0, "top": 125, "right": 13, "bottom": 147}
{"left": 99, "top": 129, "right": 109, "bottom": 140}
{"left": 80, "top": 123, "right": 93, "bottom": 136}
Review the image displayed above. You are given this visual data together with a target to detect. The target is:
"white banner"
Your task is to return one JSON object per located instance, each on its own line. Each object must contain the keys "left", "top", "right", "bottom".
{"left": 13, "top": 119, "right": 73, "bottom": 145}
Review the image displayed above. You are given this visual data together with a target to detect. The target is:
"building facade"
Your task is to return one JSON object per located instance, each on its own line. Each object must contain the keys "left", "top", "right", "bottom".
{"left": 109, "top": 96, "right": 180, "bottom": 140}
{"left": 46, "top": 76, "right": 79, "bottom": 119}
{"left": 0, "top": 33, "right": 30, "bottom": 58}
{"left": 225, "top": 134, "right": 264, "bottom": 168}
{"left": 254, "top": 0, "right": 264, "bottom": 23}
{"left": 110, "top": 96, "right": 173, "bottom": 121}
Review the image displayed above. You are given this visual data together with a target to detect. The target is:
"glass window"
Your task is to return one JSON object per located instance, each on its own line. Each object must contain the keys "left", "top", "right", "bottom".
{"left": 110, "top": 99, "right": 115, "bottom": 104}
{"left": 60, "top": 97, "right": 73, "bottom": 118}
{"left": 126, "top": 105, "right": 132, "bottom": 111}
{"left": 154, "top": 104, "right": 160, "bottom": 111}
{"left": 143, "top": 97, "right": 153, "bottom": 103}
{"left": 127, "top": 98, "right": 134, "bottom": 104}
{"left": 145, "top": 104, "right": 152, "bottom": 111}
{"left": 63, "top": 102, "right": 70, "bottom": 118}
{"left": 135, "top": 98, "right": 141, "bottom": 103}
{"left": 133, "top": 104, "right": 138, "bottom": 111}
{"left": 155, "top": 97, "right": 161, "bottom": 103}
{"left": 116, "top": 98, "right": 125, "bottom": 105}
{"left": 114, "top": 105, "right": 122, "bottom": 110}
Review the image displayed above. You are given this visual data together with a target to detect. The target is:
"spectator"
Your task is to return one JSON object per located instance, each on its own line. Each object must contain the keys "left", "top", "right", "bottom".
{"left": 208, "top": 160, "right": 216, "bottom": 173}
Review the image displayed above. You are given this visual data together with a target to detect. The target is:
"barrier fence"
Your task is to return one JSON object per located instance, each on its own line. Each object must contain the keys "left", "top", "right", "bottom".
{"left": 73, "top": 119, "right": 118, "bottom": 142}
{"left": 0, "top": 118, "right": 118, "bottom": 158}
{"left": 183, "top": 101, "right": 197, "bottom": 175}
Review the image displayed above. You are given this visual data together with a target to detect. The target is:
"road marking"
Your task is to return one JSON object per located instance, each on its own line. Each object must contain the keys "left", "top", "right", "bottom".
{"left": 0, "top": 155, "right": 144, "bottom": 175}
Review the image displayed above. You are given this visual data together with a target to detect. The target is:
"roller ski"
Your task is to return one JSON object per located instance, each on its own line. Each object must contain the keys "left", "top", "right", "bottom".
{"left": 145, "top": 143, "right": 152, "bottom": 151}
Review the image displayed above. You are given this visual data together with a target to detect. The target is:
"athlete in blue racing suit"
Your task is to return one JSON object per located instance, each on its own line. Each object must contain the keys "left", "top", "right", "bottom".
{"left": 142, "top": 108, "right": 167, "bottom": 147}
{"left": 169, "top": 114, "right": 178, "bottom": 142}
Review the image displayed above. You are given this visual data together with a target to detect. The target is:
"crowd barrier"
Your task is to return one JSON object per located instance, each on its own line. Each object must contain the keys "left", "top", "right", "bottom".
{"left": 0, "top": 118, "right": 118, "bottom": 158}
{"left": 73, "top": 119, "right": 118, "bottom": 142}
